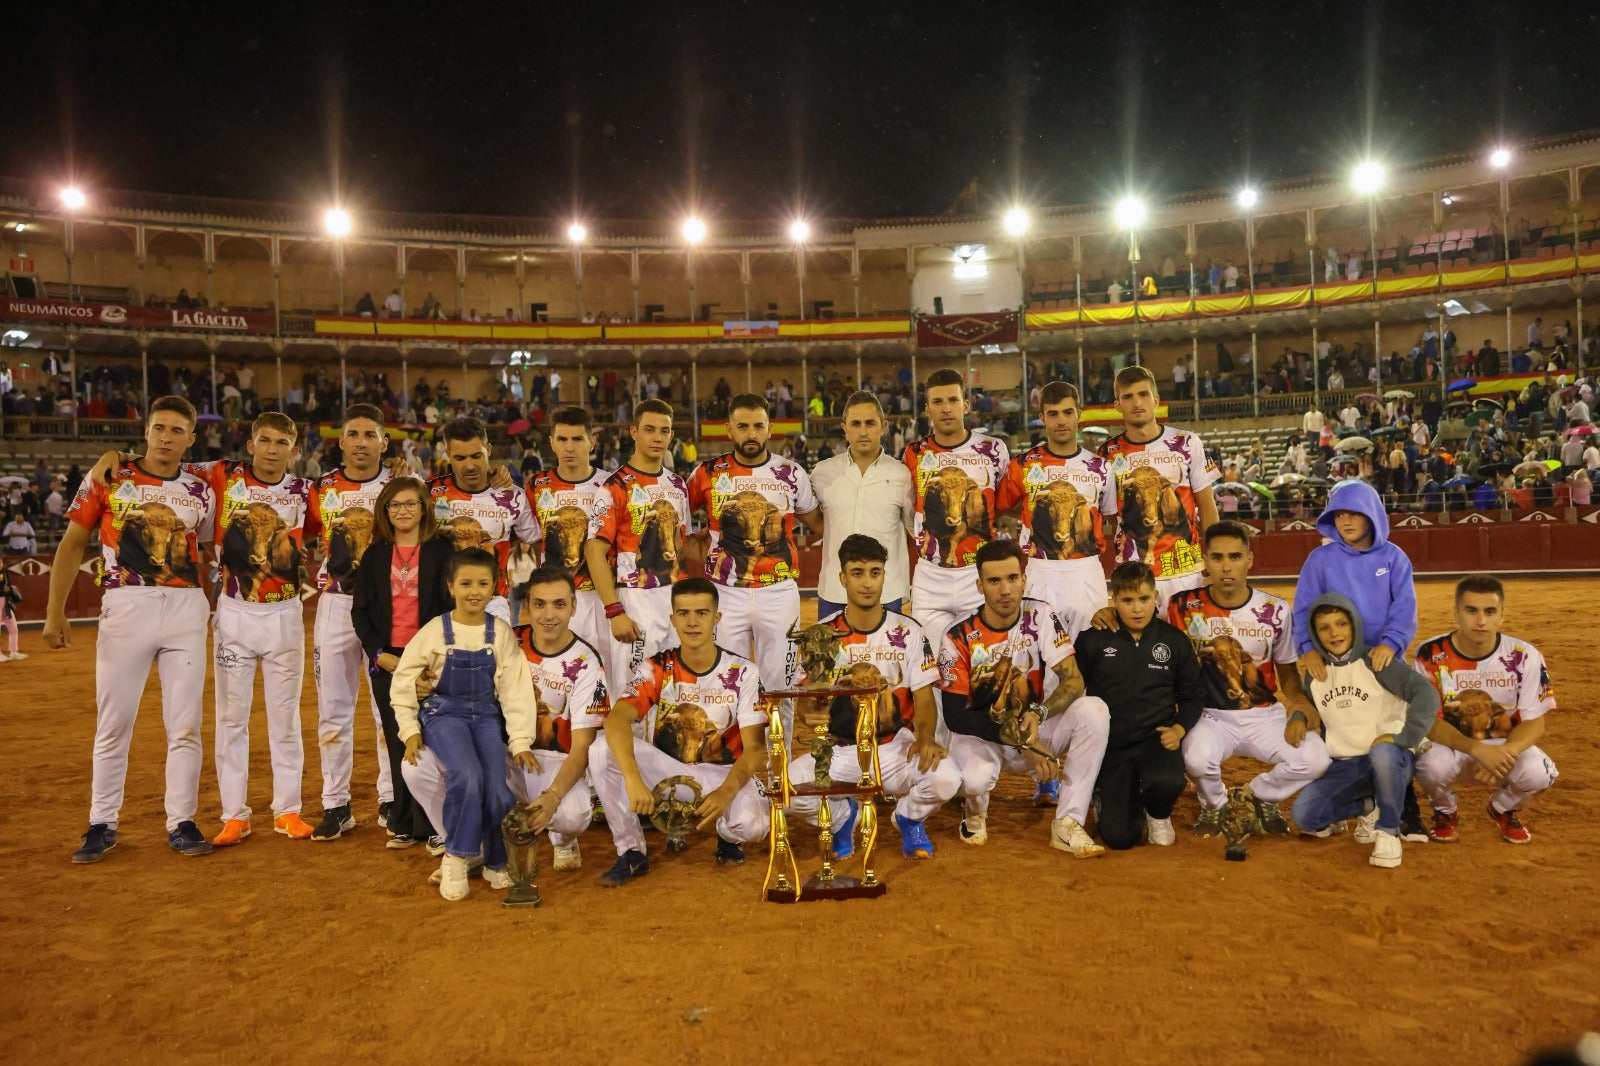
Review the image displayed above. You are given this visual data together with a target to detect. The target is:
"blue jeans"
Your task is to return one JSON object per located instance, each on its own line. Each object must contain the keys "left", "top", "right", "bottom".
{"left": 816, "top": 598, "right": 903, "bottom": 620}
{"left": 422, "top": 705, "right": 514, "bottom": 868}
{"left": 1292, "top": 745, "right": 1414, "bottom": 836}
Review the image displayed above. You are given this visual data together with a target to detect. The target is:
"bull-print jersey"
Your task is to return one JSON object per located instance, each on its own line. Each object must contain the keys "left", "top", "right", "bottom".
{"left": 686, "top": 453, "right": 818, "bottom": 588}
{"left": 67, "top": 461, "right": 216, "bottom": 591}
{"left": 310, "top": 467, "right": 391, "bottom": 594}
{"left": 903, "top": 431, "right": 1010, "bottom": 568}
{"left": 191, "top": 461, "right": 312, "bottom": 604}
{"left": 515, "top": 628, "right": 608, "bottom": 752}
{"left": 995, "top": 444, "right": 1115, "bottom": 562}
{"left": 623, "top": 646, "right": 764, "bottom": 765}
{"left": 800, "top": 609, "right": 939, "bottom": 741}
{"left": 429, "top": 475, "right": 542, "bottom": 598}
{"left": 591, "top": 464, "right": 692, "bottom": 590}
{"left": 1414, "top": 633, "right": 1555, "bottom": 739}
{"left": 527, "top": 467, "right": 609, "bottom": 592}
{"left": 1098, "top": 427, "right": 1219, "bottom": 580}
{"left": 937, "top": 598, "right": 1073, "bottom": 742}
{"left": 1167, "top": 586, "right": 1294, "bottom": 712}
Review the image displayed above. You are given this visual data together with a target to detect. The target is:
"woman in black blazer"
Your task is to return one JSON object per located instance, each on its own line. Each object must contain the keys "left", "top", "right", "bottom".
{"left": 352, "top": 476, "right": 455, "bottom": 847}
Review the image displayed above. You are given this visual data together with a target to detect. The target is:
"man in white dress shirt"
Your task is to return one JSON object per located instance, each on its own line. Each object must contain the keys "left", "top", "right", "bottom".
{"left": 810, "top": 391, "right": 914, "bottom": 617}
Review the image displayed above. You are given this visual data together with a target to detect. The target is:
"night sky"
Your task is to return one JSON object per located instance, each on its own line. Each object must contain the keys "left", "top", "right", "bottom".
{"left": 8, "top": 3, "right": 1595, "bottom": 228}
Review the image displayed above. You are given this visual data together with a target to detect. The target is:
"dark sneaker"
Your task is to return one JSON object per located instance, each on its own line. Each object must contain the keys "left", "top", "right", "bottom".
{"left": 1192, "top": 806, "right": 1225, "bottom": 838}
{"left": 715, "top": 838, "right": 745, "bottom": 866}
{"left": 1251, "top": 794, "right": 1291, "bottom": 836}
{"left": 168, "top": 821, "right": 214, "bottom": 857}
{"left": 72, "top": 823, "right": 118, "bottom": 864}
{"left": 598, "top": 848, "right": 650, "bottom": 888}
{"left": 377, "top": 801, "right": 393, "bottom": 833}
{"left": 386, "top": 833, "right": 421, "bottom": 850}
{"left": 1400, "top": 785, "right": 1430, "bottom": 843}
{"left": 311, "top": 805, "right": 356, "bottom": 841}
{"left": 425, "top": 834, "right": 446, "bottom": 857}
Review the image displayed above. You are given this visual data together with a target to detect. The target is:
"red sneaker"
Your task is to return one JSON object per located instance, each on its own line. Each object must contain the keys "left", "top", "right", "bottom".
{"left": 1428, "top": 810, "right": 1459, "bottom": 843}
{"left": 1487, "top": 803, "right": 1532, "bottom": 845}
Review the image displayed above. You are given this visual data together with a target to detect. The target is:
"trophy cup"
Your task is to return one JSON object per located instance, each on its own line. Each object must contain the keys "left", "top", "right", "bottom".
{"left": 500, "top": 803, "right": 543, "bottom": 908}
{"left": 650, "top": 775, "right": 703, "bottom": 854}
{"left": 1221, "top": 784, "right": 1255, "bottom": 862}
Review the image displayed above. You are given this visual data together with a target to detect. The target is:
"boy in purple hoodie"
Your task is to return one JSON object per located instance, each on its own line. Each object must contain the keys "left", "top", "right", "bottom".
{"left": 1292, "top": 478, "right": 1426, "bottom": 839}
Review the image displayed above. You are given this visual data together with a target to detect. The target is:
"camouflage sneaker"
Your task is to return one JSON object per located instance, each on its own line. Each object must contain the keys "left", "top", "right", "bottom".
{"left": 1251, "top": 794, "right": 1291, "bottom": 836}
{"left": 1193, "top": 806, "right": 1225, "bottom": 838}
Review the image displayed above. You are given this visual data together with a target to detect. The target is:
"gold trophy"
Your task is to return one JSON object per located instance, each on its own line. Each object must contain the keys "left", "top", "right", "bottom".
{"left": 650, "top": 775, "right": 703, "bottom": 854}
{"left": 500, "top": 803, "right": 543, "bottom": 908}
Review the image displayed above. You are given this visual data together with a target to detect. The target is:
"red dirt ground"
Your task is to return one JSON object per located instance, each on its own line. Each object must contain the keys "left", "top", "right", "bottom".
{"left": 3, "top": 578, "right": 1595, "bottom": 1065}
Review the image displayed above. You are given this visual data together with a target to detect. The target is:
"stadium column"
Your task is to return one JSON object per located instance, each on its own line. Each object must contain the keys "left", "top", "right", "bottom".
{"left": 634, "top": 348, "right": 643, "bottom": 409}
{"left": 571, "top": 242, "right": 585, "bottom": 320}
{"left": 1577, "top": 297, "right": 1586, "bottom": 376}
{"left": 459, "top": 345, "right": 469, "bottom": 404}
{"left": 1185, "top": 223, "right": 1196, "bottom": 315}
{"left": 739, "top": 250, "right": 751, "bottom": 320}
{"left": 687, "top": 245, "right": 698, "bottom": 323}
{"left": 851, "top": 247, "right": 861, "bottom": 317}
{"left": 203, "top": 230, "right": 216, "bottom": 314}
{"left": 138, "top": 333, "right": 150, "bottom": 419}
{"left": 858, "top": 349, "right": 864, "bottom": 390}
{"left": 270, "top": 235, "right": 282, "bottom": 335}
{"left": 456, "top": 244, "right": 467, "bottom": 321}
{"left": 630, "top": 249, "right": 641, "bottom": 322}
{"left": 338, "top": 342, "right": 348, "bottom": 412}
{"left": 1504, "top": 307, "right": 1513, "bottom": 362}
{"left": 1075, "top": 333, "right": 1084, "bottom": 396}
{"left": 271, "top": 339, "right": 283, "bottom": 418}
{"left": 1249, "top": 330, "right": 1260, "bottom": 418}
{"left": 399, "top": 347, "right": 408, "bottom": 414}
{"left": 134, "top": 224, "right": 147, "bottom": 304}
{"left": 209, "top": 341, "right": 219, "bottom": 416}
{"left": 1373, "top": 319, "right": 1383, "bottom": 391}
{"left": 800, "top": 351, "right": 809, "bottom": 437}
{"left": 1311, "top": 320, "right": 1321, "bottom": 407}
{"left": 690, "top": 356, "right": 699, "bottom": 433}
{"left": 514, "top": 249, "right": 525, "bottom": 321}
{"left": 745, "top": 349, "right": 753, "bottom": 394}
{"left": 796, "top": 244, "right": 806, "bottom": 319}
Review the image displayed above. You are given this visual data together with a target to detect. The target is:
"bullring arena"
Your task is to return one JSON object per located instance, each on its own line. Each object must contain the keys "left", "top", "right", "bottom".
{"left": 3, "top": 576, "right": 1594, "bottom": 1064}
{"left": 5, "top": 92, "right": 1600, "bottom": 1065}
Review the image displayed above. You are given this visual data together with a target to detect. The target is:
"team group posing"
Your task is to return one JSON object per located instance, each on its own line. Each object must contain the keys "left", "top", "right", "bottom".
{"left": 44, "top": 364, "right": 1558, "bottom": 898}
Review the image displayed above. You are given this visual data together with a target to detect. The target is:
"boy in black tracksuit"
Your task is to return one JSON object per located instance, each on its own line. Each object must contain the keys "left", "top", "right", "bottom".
{"left": 1076, "top": 561, "right": 1205, "bottom": 850}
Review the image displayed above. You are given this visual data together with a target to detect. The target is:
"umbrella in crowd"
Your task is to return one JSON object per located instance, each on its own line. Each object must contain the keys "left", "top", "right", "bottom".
{"left": 196, "top": 412, "right": 224, "bottom": 421}
{"left": 1027, "top": 418, "right": 1044, "bottom": 429}
{"left": 1560, "top": 385, "right": 1581, "bottom": 401}
{"left": 1215, "top": 481, "right": 1252, "bottom": 494}
{"left": 1569, "top": 425, "right": 1595, "bottom": 437}
{"left": 1247, "top": 482, "right": 1276, "bottom": 498}
{"left": 1081, "top": 425, "right": 1111, "bottom": 437}
{"left": 1513, "top": 461, "right": 1549, "bottom": 477}
{"left": 1442, "top": 475, "right": 1479, "bottom": 489}
{"left": 1384, "top": 389, "right": 1415, "bottom": 400}
{"left": 1329, "top": 454, "right": 1359, "bottom": 466}
{"left": 1334, "top": 425, "right": 1362, "bottom": 438}
{"left": 1478, "top": 461, "right": 1514, "bottom": 477}
{"left": 507, "top": 418, "right": 532, "bottom": 436}
{"left": 1474, "top": 397, "right": 1504, "bottom": 410}
{"left": 0, "top": 476, "right": 28, "bottom": 489}
{"left": 1355, "top": 392, "right": 1381, "bottom": 403}
{"left": 1271, "top": 473, "right": 1304, "bottom": 488}
{"left": 1445, "top": 379, "right": 1476, "bottom": 393}
{"left": 1335, "top": 436, "right": 1374, "bottom": 452}
{"left": 1543, "top": 458, "right": 1562, "bottom": 471}
{"left": 1302, "top": 476, "right": 1333, "bottom": 487}
{"left": 1372, "top": 426, "right": 1404, "bottom": 437}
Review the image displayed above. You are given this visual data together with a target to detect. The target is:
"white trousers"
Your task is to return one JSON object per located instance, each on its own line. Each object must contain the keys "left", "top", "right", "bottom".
{"left": 1417, "top": 742, "right": 1558, "bottom": 814}
{"left": 312, "top": 593, "right": 392, "bottom": 809}
{"left": 1024, "top": 558, "right": 1110, "bottom": 639}
{"left": 946, "top": 696, "right": 1110, "bottom": 823}
{"left": 909, "top": 563, "right": 983, "bottom": 648}
{"left": 90, "top": 587, "right": 210, "bottom": 831}
{"left": 1182, "top": 706, "right": 1331, "bottom": 810}
{"left": 600, "top": 586, "right": 678, "bottom": 698}
{"left": 713, "top": 583, "right": 800, "bottom": 692}
{"left": 587, "top": 736, "right": 767, "bottom": 856}
{"left": 518, "top": 749, "right": 596, "bottom": 847}
{"left": 213, "top": 597, "right": 307, "bottom": 822}
{"left": 788, "top": 729, "right": 962, "bottom": 825}
{"left": 572, "top": 589, "right": 607, "bottom": 656}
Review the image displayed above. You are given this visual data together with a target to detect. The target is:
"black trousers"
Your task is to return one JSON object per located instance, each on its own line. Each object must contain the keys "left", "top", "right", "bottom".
{"left": 371, "top": 653, "right": 439, "bottom": 841}
{"left": 1094, "top": 734, "right": 1187, "bottom": 851}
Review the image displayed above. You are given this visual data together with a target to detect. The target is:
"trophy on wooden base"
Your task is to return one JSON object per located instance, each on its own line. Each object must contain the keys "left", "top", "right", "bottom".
{"left": 500, "top": 803, "right": 543, "bottom": 908}
{"left": 651, "top": 775, "right": 704, "bottom": 854}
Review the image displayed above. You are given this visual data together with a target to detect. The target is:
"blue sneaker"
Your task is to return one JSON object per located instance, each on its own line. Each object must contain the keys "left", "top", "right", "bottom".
{"left": 598, "top": 848, "right": 650, "bottom": 888}
{"left": 830, "top": 799, "right": 860, "bottom": 861}
{"left": 167, "top": 820, "right": 214, "bottom": 857}
{"left": 1032, "top": 779, "right": 1060, "bottom": 808}
{"left": 71, "top": 823, "right": 117, "bottom": 864}
{"left": 895, "top": 814, "right": 935, "bottom": 859}
{"left": 715, "top": 838, "right": 745, "bottom": 866}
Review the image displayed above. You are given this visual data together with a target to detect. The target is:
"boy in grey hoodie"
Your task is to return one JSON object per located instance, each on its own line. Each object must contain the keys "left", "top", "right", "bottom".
{"left": 1292, "top": 594, "right": 1439, "bottom": 868}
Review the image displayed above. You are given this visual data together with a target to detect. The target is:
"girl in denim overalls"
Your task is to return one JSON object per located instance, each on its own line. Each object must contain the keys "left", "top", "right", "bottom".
{"left": 393, "top": 549, "right": 540, "bottom": 900}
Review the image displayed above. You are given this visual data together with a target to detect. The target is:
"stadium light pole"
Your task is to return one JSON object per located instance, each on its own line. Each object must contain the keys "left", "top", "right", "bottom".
{"left": 1237, "top": 187, "right": 1259, "bottom": 307}
{"left": 1351, "top": 161, "right": 1384, "bottom": 390}
{"left": 568, "top": 222, "right": 587, "bottom": 319}
{"left": 790, "top": 218, "right": 810, "bottom": 319}
{"left": 60, "top": 186, "right": 86, "bottom": 301}
{"left": 682, "top": 217, "right": 706, "bottom": 322}
{"left": 324, "top": 207, "right": 352, "bottom": 315}
{"left": 1002, "top": 207, "right": 1031, "bottom": 414}
{"left": 1113, "top": 196, "right": 1146, "bottom": 362}
{"left": 1490, "top": 147, "right": 1514, "bottom": 296}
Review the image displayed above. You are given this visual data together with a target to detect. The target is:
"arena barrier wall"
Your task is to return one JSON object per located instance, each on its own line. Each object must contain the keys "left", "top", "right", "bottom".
{"left": 8, "top": 507, "right": 1597, "bottom": 621}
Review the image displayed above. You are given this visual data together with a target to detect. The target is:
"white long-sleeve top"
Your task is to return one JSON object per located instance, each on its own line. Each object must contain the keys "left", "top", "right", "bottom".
{"left": 390, "top": 613, "right": 538, "bottom": 756}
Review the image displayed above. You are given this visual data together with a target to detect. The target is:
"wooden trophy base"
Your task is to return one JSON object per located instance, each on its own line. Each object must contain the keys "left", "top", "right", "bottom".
{"left": 766, "top": 875, "right": 889, "bottom": 904}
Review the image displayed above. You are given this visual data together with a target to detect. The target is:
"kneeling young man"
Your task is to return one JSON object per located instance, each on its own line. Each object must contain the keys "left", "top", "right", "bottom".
{"left": 1413, "top": 575, "right": 1557, "bottom": 844}
{"left": 936, "top": 540, "right": 1110, "bottom": 856}
{"left": 1075, "top": 562, "right": 1204, "bottom": 849}
{"left": 1170, "top": 522, "right": 1329, "bottom": 838}
{"left": 1293, "top": 595, "right": 1438, "bottom": 868}
{"left": 588, "top": 577, "right": 770, "bottom": 886}
{"left": 787, "top": 534, "right": 959, "bottom": 860}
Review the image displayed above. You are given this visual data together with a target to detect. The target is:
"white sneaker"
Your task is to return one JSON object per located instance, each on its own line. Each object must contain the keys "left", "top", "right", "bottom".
{"left": 1145, "top": 815, "right": 1176, "bottom": 846}
{"left": 482, "top": 866, "right": 513, "bottom": 890}
{"left": 8, "top": 652, "right": 25, "bottom": 661}
{"left": 553, "top": 838, "right": 582, "bottom": 871}
{"left": 1353, "top": 808, "right": 1379, "bottom": 844}
{"left": 958, "top": 814, "right": 988, "bottom": 846}
{"left": 425, "top": 856, "right": 484, "bottom": 885}
{"left": 437, "top": 855, "right": 472, "bottom": 899}
{"left": 1050, "top": 816, "right": 1105, "bottom": 858}
{"left": 1369, "top": 830, "right": 1403, "bottom": 868}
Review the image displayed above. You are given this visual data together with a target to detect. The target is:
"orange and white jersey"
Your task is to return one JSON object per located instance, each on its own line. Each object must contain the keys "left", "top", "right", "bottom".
{"left": 1414, "top": 632, "right": 1555, "bottom": 738}
{"left": 799, "top": 608, "right": 939, "bottom": 740}
{"left": 309, "top": 467, "right": 392, "bottom": 594}
{"left": 903, "top": 431, "right": 1010, "bottom": 568}
{"left": 622, "top": 647, "right": 764, "bottom": 765}
{"left": 527, "top": 467, "right": 610, "bottom": 592}
{"left": 66, "top": 460, "right": 216, "bottom": 591}
{"left": 516, "top": 627, "right": 609, "bottom": 752}
{"left": 686, "top": 453, "right": 817, "bottom": 588}
{"left": 1166, "top": 585, "right": 1295, "bottom": 712}
{"left": 428, "top": 475, "right": 542, "bottom": 598}
{"left": 1098, "top": 427, "right": 1219, "bottom": 580}
{"left": 995, "top": 444, "right": 1115, "bottom": 562}
{"left": 590, "top": 464, "right": 692, "bottom": 590}
{"left": 190, "top": 460, "right": 312, "bottom": 604}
